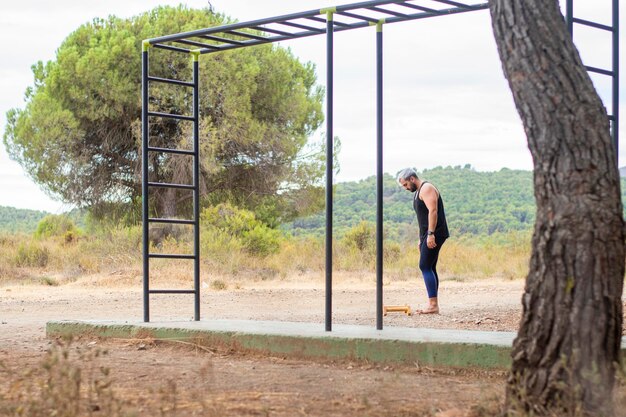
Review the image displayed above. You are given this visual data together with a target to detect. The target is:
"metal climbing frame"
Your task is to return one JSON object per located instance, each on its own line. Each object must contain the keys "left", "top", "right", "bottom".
{"left": 141, "top": 49, "right": 201, "bottom": 322}
{"left": 565, "top": 0, "right": 619, "bottom": 163}
{"left": 142, "top": 0, "right": 619, "bottom": 327}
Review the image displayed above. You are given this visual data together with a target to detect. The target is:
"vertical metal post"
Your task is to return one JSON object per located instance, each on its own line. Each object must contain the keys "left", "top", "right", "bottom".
{"left": 566, "top": 0, "right": 573, "bottom": 36}
{"left": 141, "top": 44, "right": 150, "bottom": 322}
{"left": 612, "top": 0, "right": 619, "bottom": 166}
{"left": 325, "top": 9, "right": 335, "bottom": 332}
{"left": 375, "top": 21, "right": 384, "bottom": 331}
{"left": 192, "top": 52, "right": 201, "bottom": 321}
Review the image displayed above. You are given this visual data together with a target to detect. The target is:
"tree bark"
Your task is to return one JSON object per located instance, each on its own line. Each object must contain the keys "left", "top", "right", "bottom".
{"left": 489, "top": 1, "right": 625, "bottom": 415}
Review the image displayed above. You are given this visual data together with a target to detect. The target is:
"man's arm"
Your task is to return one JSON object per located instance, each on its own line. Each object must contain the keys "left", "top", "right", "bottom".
{"left": 421, "top": 184, "right": 439, "bottom": 248}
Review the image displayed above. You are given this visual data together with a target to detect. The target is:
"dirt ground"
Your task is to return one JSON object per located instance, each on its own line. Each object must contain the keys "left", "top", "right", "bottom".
{"left": 0, "top": 275, "right": 623, "bottom": 416}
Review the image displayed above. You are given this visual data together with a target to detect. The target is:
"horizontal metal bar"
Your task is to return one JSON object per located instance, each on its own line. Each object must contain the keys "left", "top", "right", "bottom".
{"left": 197, "top": 4, "right": 490, "bottom": 55}
{"left": 153, "top": 43, "right": 191, "bottom": 54}
{"left": 396, "top": 2, "right": 437, "bottom": 13}
{"left": 224, "top": 30, "right": 270, "bottom": 41}
{"left": 368, "top": 6, "right": 409, "bottom": 18}
{"left": 609, "top": 115, "right": 616, "bottom": 121}
{"left": 148, "top": 8, "right": 321, "bottom": 43}
{"left": 306, "top": 16, "right": 351, "bottom": 28}
{"left": 381, "top": 3, "right": 489, "bottom": 24}
{"left": 278, "top": 21, "right": 325, "bottom": 32}
{"left": 146, "top": 0, "right": 409, "bottom": 44}
{"left": 147, "top": 181, "right": 195, "bottom": 190}
{"left": 572, "top": 17, "right": 612, "bottom": 32}
{"left": 149, "top": 289, "right": 197, "bottom": 294}
{"left": 148, "top": 253, "right": 196, "bottom": 259}
{"left": 200, "top": 34, "right": 246, "bottom": 45}
{"left": 337, "top": 11, "right": 380, "bottom": 23}
{"left": 199, "top": 29, "right": 329, "bottom": 54}
{"left": 147, "top": 146, "right": 195, "bottom": 156}
{"left": 430, "top": 0, "right": 472, "bottom": 9}
{"left": 147, "top": 76, "right": 194, "bottom": 87}
{"left": 148, "top": 218, "right": 195, "bottom": 225}
{"left": 250, "top": 25, "right": 295, "bottom": 37}
{"left": 174, "top": 39, "right": 220, "bottom": 50}
{"left": 147, "top": 111, "right": 195, "bottom": 121}
{"left": 333, "top": 0, "right": 408, "bottom": 13}
{"left": 585, "top": 65, "right": 613, "bottom": 77}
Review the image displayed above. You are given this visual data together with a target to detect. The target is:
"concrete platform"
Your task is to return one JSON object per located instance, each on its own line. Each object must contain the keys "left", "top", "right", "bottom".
{"left": 46, "top": 320, "right": 626, "bottom": 369}
{"left": 47, "top": 319, "right": 518, "bottom": 369}
{"left": 44, "top": 319, "right": 626, "bottom": 369}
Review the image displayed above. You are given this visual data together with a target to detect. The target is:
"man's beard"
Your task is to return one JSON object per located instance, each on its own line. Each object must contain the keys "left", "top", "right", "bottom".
{"left": 409, "top": 183, "right": 417, "bottom": 192}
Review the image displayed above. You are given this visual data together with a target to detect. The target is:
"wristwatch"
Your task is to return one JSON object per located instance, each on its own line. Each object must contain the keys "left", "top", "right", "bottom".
{"left": 427, "top": 231, "right": 434, "bottom": 236}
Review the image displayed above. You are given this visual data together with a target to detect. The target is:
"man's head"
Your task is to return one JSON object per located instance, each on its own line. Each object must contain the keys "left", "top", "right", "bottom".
{"left": 397, "top": 168, "right": 419, "bottom": 192}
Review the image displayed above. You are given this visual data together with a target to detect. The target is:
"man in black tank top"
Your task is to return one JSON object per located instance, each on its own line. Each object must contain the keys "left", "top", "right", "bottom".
{"left": 397, "top": 168, "right": 450, "bottom": 314}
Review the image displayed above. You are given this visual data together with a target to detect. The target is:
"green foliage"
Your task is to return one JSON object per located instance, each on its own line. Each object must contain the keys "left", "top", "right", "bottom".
{"left": 0, "top": 206, "right": 48, "bottom": 233}
{"left": 285, "top": 167, "right": 626, "bottom": 240}
{"left": 201, "top": 203, "right": 281, "bottom": 257}
{"left": 14, "top": 242, "right": 50, "bottom": 267}
{"left": 4, "top": 5, "right": 326, "bottom": 225}
{"left": 35, "top": 214, "right": 79, "bottom": 239}
{"left": 343, "top": 221, "right": 375, "bottom": 252}
{"left": 285, "top": 166, "right": 542, "bottom": 239}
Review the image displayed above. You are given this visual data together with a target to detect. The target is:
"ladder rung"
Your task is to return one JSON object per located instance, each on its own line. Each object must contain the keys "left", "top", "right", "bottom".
{"left": 149, "top": 253, "right": 196, "bottom": 259}
{"left": 306, "top": 16, "right": 351, "bottom": 28}
{"left": 148, "top": 111, "right": 195, "bottom": 121}
{"left": 147, "top": 181, "right": 195, "bottom": 190}
{"left": 250, "top": 25, "right": 293, "bottom": 37}
{"left": 224, "top": 30, "right": 270, "bottom": 41}
{"left": 147, "top": 146, "right": 195, "bottom": 156}
{"left": 201, "top": 34, "right": 246, "bottom": 45}
{"left": 336, "top": 11, "right": 379, "bottom": 24}
{"left": 431, "top": 0, "right": 472, "bottom": 9}
{"left": 585, "top": 65, "right": 613, "bottom": 77}
{"left": 278, "top": 21, "right": 325, "bottom": 33}
{"left": 149, "top": 218, "right": 195, "bottom": 225}
{"left": 147, "top": 76, "right": 195, "bottom": 87}
{"left": 395, "top": 3, "right": 437, "bottom": 13}
{"left": 367, "top": 6, "right": 409, "bottom": 19}
{"left": 572, "top": 17, "right": 613, "bottom": 32}
{"left": 149, "top": 289, "right": 196, "bottom": 294}
{"left": 153, "top": 43, "right": 191, "bottom": 54}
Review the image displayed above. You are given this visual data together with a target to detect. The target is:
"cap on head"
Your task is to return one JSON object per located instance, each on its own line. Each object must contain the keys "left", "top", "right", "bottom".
{"left": 396, "top": 168, "right": 418, "bottom": 185}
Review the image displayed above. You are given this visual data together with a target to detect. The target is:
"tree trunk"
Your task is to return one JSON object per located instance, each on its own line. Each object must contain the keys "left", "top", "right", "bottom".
{"left": 489, "top": 1, "right": 625, "bottom": 415}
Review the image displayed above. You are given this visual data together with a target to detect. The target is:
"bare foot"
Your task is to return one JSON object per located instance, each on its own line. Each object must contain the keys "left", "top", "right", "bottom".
{"left": 416, "top": 306, "right": 439, "bottom": 315}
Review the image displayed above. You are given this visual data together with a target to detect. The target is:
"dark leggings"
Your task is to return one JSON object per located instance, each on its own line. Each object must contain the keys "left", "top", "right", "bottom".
{"left": 419, "top": 238, "right": 445, "bottom": 298}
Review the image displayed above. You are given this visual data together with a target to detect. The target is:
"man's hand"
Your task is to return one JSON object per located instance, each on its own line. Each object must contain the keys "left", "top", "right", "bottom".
{"left": 427, "top": 234, "right": 437, "bottom": 249}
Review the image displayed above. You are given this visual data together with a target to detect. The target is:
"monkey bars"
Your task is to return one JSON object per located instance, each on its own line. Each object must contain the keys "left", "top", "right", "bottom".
{"left": 142, "top": 0, "right": 619, "bottom": 331}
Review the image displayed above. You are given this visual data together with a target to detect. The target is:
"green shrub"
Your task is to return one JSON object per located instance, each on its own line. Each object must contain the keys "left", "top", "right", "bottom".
{"left": 201, "top": 203, "right": 281, "bottom": 257}
{"left": 343, "top": 221, "right": 375, "bottom": 252}
{"left": 14, "top": 242, "right": 50, "bottom": 267}
{"left": 242, "top": 225, "right": 281, "bottom": 257}
{"left": 35, "top": 215, "right": 78, "bottom": 239}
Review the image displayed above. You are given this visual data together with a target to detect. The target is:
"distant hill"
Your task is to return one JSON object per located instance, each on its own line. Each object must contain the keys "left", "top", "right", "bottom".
{"left": 0, "top": 206, "right": 49, "bottom": 233}
{"left": 283, "top": 165, "right": 626, "bottom": 240}
{"left": 0, "top": 206, "right": 89, "bottom": 234}
{"left": 620, "top": 166, "right": 626, "bottom": 177}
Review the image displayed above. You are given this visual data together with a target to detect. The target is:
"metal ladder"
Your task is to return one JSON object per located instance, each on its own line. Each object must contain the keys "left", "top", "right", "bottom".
{"left": 566, "top": 0, "right": 619, "bottom": 162}
{"left": 141, "top": 46, "right": 201, "bottom": 322}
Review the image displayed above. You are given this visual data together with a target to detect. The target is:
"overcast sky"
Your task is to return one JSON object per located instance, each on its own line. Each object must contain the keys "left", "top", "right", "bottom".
{"left": 0, "top": 0, "right": 622, "bottom": 212}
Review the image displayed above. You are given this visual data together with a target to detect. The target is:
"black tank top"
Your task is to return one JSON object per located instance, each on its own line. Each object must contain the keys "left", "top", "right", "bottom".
{"left": 414, "top": 181, "right": 450, "bottom": 241}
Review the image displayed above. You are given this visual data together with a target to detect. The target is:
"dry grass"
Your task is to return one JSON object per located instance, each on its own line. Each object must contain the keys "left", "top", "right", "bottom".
{"left": 0, "top": 229, "right": 531, "bottom": 288}
{"left": 0, "top": 338, "right": 223, "bottom": 417}
{"left": 0, "top": 338, "right": 128, "bottom": 417}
